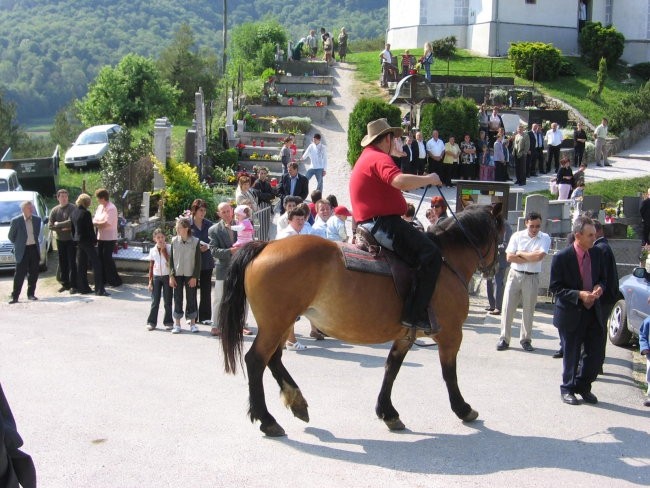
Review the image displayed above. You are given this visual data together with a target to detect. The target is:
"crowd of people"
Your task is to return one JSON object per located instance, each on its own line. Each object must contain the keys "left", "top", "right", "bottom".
{"left": 296, "top": 27, "right": 348, "bottom": 65}
{"left": 9, "top": 188, "right": 122, "bottom": 304}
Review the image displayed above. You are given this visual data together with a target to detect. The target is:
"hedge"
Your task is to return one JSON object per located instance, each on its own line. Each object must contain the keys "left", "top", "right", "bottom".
{"left": 347, "top": 98, "right": 402, "bottom": 165}
{"left": 508, "top": 42, "right": 562, "bottom": 81}
{"left": 419, "top": 97, "right": 478, "bottom": 142}
{"left": 578, "top": 22, "right": 625, "bottom": 70}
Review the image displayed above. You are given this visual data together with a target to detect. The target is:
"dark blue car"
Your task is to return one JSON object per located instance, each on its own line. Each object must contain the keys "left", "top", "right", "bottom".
{"left": 609, "top": 267, "right": 650, "bottom": 346}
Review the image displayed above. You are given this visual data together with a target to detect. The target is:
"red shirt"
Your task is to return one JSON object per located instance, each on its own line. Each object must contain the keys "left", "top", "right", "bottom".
{"left": 350, "top": 145, "right": 407, "bottom": 222}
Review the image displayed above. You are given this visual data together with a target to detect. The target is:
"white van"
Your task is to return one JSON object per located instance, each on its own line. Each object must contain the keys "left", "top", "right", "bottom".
{"left": 0, "top": 169, "right": 23, "bottom": 192}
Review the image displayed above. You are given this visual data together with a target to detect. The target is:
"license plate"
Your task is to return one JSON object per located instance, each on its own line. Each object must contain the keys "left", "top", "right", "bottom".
{"left": 74, "top": 161, "right": 87, "bottom": 167}
{"left": 0, "top": 255, "right": 14, "bottom": 263}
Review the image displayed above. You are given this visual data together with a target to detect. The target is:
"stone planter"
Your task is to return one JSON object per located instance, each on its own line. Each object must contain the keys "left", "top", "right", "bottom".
{"left": 247, "top": 104, "right": 327, "bottom": 122}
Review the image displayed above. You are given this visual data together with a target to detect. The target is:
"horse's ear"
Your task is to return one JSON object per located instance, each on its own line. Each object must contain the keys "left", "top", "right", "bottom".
{"left": 492, "top": 202, "right": 503, "bottom": 217}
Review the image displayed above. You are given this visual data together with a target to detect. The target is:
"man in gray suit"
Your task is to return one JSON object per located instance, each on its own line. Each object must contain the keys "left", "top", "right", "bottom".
{"left": 8, "top": 201, "right": 41, "bottom": 303}
{"left": 208, "top": 202, "right": 238, "bottom": 336}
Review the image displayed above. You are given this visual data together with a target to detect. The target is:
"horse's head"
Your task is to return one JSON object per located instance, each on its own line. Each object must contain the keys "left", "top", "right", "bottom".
{"left": 433, "top": 203, "right": 504, "bottom": 276}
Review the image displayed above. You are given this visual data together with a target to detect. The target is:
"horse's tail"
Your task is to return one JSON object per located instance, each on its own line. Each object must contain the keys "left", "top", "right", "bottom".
{"left": 221, "top": 240, "right": 269, "bottom": 374}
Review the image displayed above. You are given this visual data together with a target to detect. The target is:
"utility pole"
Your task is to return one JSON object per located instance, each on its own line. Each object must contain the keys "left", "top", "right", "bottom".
{"left": 222, "top": 0, "right": 227, "bottom": 75}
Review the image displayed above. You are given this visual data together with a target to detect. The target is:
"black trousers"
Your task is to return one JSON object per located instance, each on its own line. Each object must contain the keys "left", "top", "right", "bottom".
{"left": 515, "top": 155, "right": 527, "bottom": 185}
{"left": 12, "top": 245, "right": 39, "bottom": 300}
{"left": 97, "top": 240, "right": 122, "bottom": 287}
{"left": 574, "top": 146, "right": 585, "bottom": 167}
{"left": 547, "top": 145, "right": 561, "bottom": 172}
{"left": 197, "top": 268, "right": 213, "bottom": 322}
{"left": 415, "top": 158, "right": 427, "bottom": 175}
{"left": 56, "top": 239, "right": 77, "bottom": 289}
{"left": 370, "top": 215, "right": 442, "bottom": 321}
{"left": 77, "top": 241, "right": 104, "bottom": 294}
{"left": 558, "top": 308, "right": 605, "bottom": 395}
{"left": 530, "top": 148, "right": 544, "bottom": 174}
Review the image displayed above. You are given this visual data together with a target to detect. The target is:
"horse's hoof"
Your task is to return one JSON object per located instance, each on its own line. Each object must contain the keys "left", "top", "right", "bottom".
{"left": 384, "top": 417, "right": 406, "bottom": 431}
{"left": 462, "top": 409, "right": 479, "bottom": 422}
{"left": 291, "top": 406, "right": 310, "bottom": 423}
{"left": 261, "top": 422, "right": 286, "bottom": 437}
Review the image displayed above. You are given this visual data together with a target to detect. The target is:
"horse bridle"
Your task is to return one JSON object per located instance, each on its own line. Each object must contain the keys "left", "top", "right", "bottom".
{"left": 434, "top": 186, "right": 500, "bottom": 277}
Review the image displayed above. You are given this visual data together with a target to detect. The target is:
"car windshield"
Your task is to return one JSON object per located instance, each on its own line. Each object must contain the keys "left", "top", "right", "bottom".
{"left": 76, "top": 132, "right": 108, "bottom": 145}
{"left": 0, "top": 201, "right": 22, "bottom": 225}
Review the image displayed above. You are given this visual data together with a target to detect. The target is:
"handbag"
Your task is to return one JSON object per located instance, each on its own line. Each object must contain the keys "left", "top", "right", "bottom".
{"left": 549, "top": 180, "right": 558, "bottom": 195}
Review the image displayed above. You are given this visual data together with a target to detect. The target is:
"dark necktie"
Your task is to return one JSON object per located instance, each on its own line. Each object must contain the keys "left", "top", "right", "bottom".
{"left": 581, "top": 252, "right": 593, "bottom": 309}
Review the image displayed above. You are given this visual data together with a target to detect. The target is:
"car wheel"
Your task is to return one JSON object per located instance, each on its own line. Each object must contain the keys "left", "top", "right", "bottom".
{"left": 608, "top": 299, "right": 632, "bottom": 346}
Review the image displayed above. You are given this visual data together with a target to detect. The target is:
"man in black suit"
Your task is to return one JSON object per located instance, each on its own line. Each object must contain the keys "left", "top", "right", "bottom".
{"left": 277, "top": 161, "right": 309, "bottom": 213}
{"left": 593, "top": 220, "right": 619, "bottom": 370}
{"left": 529, "top": 123, "right": 544, "bottom": 176}
{"left": 8, "top": 201, "right": 41, "bottom": 303}
{"left": 549, "top": 216, "right": 607, "bottom": 405}
{"left": 411, "top": 131, "right": 428, "bottom": 175}
{"left": 401, "top": 133, "right": 415, "bottom": 175}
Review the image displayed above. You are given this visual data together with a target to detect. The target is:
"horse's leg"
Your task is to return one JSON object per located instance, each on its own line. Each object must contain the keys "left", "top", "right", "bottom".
{"left": 376, "top": 334, "right": 415, "bottom": 431}
{"left": 267, "top": 347, "right": 309, "bottom": 423}
{"left": 438, "top": 337, "right": 478, "bottom": 422}
{"left": 244, "top": 342, "right": 286, "bottom": 437}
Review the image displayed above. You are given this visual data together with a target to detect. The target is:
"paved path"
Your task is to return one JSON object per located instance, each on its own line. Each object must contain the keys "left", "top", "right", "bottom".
{"left": 1, "top": 63, "right": 650, "bottom": 487}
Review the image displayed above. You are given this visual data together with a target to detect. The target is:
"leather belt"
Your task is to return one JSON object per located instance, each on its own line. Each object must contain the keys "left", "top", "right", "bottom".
{"left": 514, "top": 269, "right": 538, "bottom": 275}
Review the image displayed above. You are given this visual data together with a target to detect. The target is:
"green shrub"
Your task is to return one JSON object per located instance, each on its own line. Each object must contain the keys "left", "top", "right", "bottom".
{"left": 431, "top": 36, "right": 457, "bottom": 60}
{"left": 508, "top": 42, "right": 562, "bottom": 81}
{"left": 213, "top": 148, "right": 238, "bottom": 170}
{"left": 100, "top": 128, "right": 152, "bottom": 199}
{"left": 578, "top": 22, "right": 625, "bottom": 69}
{"left": 587, "top": 57, "right": 607, "bottom": 100}
{"left": 347, "top": 97, "right": 402, "bottom": 165}
{"left": 631, "top": 62, "right": 650, "bottom": 81}
{"left": 157, "top": 159, "right": 215, "bottom": 221}
{"left": 420, "top": 97, "right": 478, "bottom": 142}
{"left": 277, "top": 116, "right": 311, "bottom": 134}
{"left": 559, "top": 58, "right": 577, "bottom": 76}
{"left": 348, "top": 36, "right": 385, "bottom": 54}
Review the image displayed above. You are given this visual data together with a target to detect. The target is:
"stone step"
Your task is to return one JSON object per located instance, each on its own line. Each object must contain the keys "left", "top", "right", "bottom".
{"left": 247, "top": 104, "right": 327, "bottom": 122}
{"left": 275, "top": 82, "right": 334, "bottom": 93}
{"left": 237, "top": 131, "right": 305, "bottom": 146}
{"left": 240, "top": 146, "right": 303, "bottom": 157}
{"left": 277, "top": 60, "right": 330, "bottom": 76}
{"left": 238, "top": 160, "right": 285, "bottom": 175}
{"left": 277, "top": 75, "right": 334, "bottom": 86}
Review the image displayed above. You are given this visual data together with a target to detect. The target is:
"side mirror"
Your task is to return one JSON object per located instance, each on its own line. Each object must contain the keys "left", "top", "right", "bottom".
{"left": 632, "top": 267, "right": 647, "bottom": 279}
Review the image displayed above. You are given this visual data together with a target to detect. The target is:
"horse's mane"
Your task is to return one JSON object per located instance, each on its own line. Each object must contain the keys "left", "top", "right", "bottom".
{"left": 430, "top": 204, "right": 503, "bottom": 251}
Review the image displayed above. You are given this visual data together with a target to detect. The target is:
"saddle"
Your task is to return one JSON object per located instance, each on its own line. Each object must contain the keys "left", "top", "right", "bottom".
{"left": 338, "top": 226, "right": 414, "bottom": 301}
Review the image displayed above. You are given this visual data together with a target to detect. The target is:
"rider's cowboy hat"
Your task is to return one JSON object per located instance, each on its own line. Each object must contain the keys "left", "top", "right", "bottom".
{"left": 360, "top": 118, "right": 403, "bottom": 147}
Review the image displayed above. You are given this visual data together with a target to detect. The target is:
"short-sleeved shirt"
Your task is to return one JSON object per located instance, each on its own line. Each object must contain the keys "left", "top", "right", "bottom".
{"left": 148, "top": 244, "right": 171, "bottom": 276}
{"left": 506, "top": 229, "right": 551, "bottom": 273}
{"left": 349, "top": 145, "right": 407, "bottom": 222}
{"left": 426, "top": 138, "right": 445, "bottom": 157}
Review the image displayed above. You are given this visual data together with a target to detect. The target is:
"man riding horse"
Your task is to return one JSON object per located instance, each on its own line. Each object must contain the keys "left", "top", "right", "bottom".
{"left": 350, "top": 118, "right": 443, "bottom": 334}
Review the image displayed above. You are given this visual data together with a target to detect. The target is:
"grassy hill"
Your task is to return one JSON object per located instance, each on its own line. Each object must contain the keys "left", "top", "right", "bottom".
{"left": 0, "top": 0, "right": 386, "bottom": 122}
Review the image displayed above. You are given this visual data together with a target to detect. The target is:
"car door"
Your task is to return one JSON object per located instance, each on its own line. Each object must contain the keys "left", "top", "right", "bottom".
{"left": 625, "top": 274, "right": 650, "bottom": 335}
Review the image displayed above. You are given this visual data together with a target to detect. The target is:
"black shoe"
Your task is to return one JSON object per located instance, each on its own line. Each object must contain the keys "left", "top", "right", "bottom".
{"left": 69, "top": 288, "right": 79, "bottom": 295}
{"left": 496, "top": 339, "right": 509, "bottom": 351}
{"left": 562, "top": 393, "right": 579, "bottom": 405}
{"left": 552, "top": 349, "right": 563, "bottom": 359}
{"left": 58, "top": 285, "right": 70, "bottom": 293}
{"left": 79, "top": 289, "right": 93, "bottom": 295}
{"left": 489, "top": 309, "right": 501, "bottom": 316}
{"left": 27, "top": 295, "right": 38, "bottom": 301}
{"left": 521, "top": 341, "right": 534, "bottom": 352}
{"left": 8, "top": 298, "right": 17, "bottom": 304}
{"left": 578, "top": 391, "right": 598, "bottom": 404}
{"left": 401, "top": 318, "right": 432, "bottom": 335}
{"left": 95, "top": 290, "right": 111, "bottom": 297}
{"left": 530, "top": 173, "right": 538, "bottom": 177}
{"left": 644, "top": 398, "right": 650, "bottom": 407}
{"left": 485, "top": 306, "right": 495, "bottom": 312}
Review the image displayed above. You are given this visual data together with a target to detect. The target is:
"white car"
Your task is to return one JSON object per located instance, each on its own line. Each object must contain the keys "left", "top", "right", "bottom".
{"left": 0, "top": 169, "right": 23, "bottom": 191}
{"left": 0, "top": 191, "right": 52, "bottom": 270}
{"left": 64, "top": 124, "right": 121, "bottom": 169}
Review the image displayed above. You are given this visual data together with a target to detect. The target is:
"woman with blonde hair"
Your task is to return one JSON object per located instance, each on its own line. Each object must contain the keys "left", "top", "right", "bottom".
{"left": 71, "top": 193, "right": 108, "bottom": 296}
{"left": 338, "top": 27, "right": 348, "bottom": 62}
{"left": 420, "top": 42, "right": 434, "bottom": 81}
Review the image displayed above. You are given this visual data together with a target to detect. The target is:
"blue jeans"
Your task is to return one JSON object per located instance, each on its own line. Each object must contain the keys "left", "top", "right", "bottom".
{"left": 305, "top": 168, "right": 324, "bottom": 192}
{"left": 424, "top": 63, "right": 431, "bottom": 81}
{"left": 147, "top": 275, "right": 173, "bottom": 326}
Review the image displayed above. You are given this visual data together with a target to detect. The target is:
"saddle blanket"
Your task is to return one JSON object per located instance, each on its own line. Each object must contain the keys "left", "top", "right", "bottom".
{"left": 338, "top": 242, "right": 391, "bottom": 276}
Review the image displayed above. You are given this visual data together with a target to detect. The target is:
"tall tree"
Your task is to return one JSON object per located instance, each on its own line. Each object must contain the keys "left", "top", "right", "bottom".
{"left": 157, "top": 24, "right": 218, "bottom": 117}
{"left": 0, "top": 90, "right": 27, "bottom": 156}
{"left": 76, "top": 54, "right": 181, "bottom": 127}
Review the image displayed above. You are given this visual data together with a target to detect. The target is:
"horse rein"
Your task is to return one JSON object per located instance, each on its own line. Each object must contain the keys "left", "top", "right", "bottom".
{"left": 434, "top": 186, "right": 498, "bottom": 274}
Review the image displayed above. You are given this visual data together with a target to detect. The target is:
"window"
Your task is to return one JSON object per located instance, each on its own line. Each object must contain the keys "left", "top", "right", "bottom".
{"left": 454, "top": 0, "right": 469, "bottom": 24}
{"left": 605, "top": 0, "right": 613, "bottom": 25}
{"left": 525, "top": 0, "right": 537, "bottom": 4}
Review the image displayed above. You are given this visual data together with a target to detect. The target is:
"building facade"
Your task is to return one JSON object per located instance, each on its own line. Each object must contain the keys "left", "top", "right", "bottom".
{"left": 387, "top": 0, "right": 650, "bottom": 64}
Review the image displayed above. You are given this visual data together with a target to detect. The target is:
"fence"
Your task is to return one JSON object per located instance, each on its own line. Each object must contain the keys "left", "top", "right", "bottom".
{"left": 254, "top": 203, "right": 273, "bottom": 241}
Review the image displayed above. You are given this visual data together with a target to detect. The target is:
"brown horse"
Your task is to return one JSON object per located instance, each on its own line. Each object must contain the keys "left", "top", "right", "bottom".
{"left": 220, "top": 203, "right": 503, "bottom": 437}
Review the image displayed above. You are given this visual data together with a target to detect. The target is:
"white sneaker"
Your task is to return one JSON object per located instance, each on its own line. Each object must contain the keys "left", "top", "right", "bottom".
{"left": 185, "top": 319, "right": 192, "bottom": 327}
{"left": 164, "top": 324, "right": 174, "bottom": 331}
{"left": 190, "top": 324, "right": 199, "bottom": 333}
{"left": 147, "top": 324, "right": 156, "bottom": 331}
{"left": 172, "top": 326, "right": 181, "bottom": 334}
{"left": 286, "top": 341, "right": 307, "bottom": 351}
